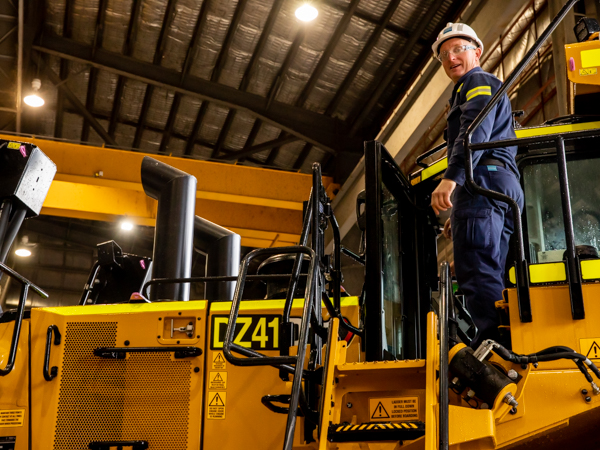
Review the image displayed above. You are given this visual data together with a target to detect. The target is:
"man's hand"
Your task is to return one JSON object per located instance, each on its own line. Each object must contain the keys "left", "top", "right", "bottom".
{"left": 443, "top": 218, "right": 452, "bottom": 239}
{"left": 431, "top": 178, "right": 456, "bottom": 215}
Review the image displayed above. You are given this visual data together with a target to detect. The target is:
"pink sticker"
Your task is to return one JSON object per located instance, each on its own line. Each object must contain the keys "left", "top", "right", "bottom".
{"left": 19, "top": 145, "right": 27, "bottom": 157}
{"left": 569, "top": 57, "right": 576, "bottom": 72}
{"left": 140, "top": 260, "right": 146, "bottom": 270}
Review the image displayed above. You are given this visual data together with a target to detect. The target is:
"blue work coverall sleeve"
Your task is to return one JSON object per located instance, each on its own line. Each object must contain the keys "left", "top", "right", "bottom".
{"left": 444, "top": 74, "right": 500, "bottom": 186}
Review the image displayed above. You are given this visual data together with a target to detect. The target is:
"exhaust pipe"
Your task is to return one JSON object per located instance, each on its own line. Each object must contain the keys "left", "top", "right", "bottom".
{"left": 194, "top": 216, "right": 240, "bottom": 301}
{"left": 141, "top": 157, "right": 196, "bottom": 301}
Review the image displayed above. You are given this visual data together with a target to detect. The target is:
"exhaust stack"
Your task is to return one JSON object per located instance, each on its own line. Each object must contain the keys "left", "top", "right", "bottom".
{"left": 141, "top": 157, "right": 196, "bottom": 301}
{"left": 194, "top": 216, "right": 241, "bottom": 301}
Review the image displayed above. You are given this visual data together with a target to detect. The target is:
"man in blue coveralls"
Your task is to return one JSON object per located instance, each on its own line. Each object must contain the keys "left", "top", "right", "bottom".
{"left": 429, "top": 23, "right": 524, "bottom": 348}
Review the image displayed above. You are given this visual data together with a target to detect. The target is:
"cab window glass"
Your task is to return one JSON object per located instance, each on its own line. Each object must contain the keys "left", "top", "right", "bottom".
{"left": 523, "top": 158, "right": 600, "bottom": 263}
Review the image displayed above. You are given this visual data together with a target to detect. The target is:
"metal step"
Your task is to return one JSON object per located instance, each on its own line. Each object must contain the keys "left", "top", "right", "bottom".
{"left": 327, "top": 421, "right": 425, "bottom": 443}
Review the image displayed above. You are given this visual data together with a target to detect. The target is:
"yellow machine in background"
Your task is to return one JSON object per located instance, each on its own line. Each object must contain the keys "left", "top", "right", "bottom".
{"left": 2, "top": 1, "right": 600, "bottom": 449}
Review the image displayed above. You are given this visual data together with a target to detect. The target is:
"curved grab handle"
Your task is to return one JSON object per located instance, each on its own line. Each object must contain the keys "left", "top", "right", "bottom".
{"left": 43, "top": 325, "right": 61, "bottom": 381}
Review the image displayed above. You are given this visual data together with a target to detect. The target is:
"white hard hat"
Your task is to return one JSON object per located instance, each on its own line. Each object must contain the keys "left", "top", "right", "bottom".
{"left": 431, "top": 23, "right": 484, "bottom": 57}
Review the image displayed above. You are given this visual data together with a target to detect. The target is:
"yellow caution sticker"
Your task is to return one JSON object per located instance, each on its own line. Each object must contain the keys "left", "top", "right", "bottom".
{"left": 579, "top": 68, "right": 598, "bottom": 76}
{"left": 7, "top": 142, "right": 20, "bottom": 150}
{"left": 369, "top": 397, "right": 418, "bottom": 421}
{"left": 212, "top": 352, "right": 226, "bottom": 370}
{"left": 209, "top": 371, "right": 227, "bottom": 390}
{"left": 0, "top": 409, "right": 24, "bottom": 427}
{"left": 580, "top": 338, "right": 600, "bottom": 362}
{"left": 207, "top": 392, "right": 226, "bottom": 420}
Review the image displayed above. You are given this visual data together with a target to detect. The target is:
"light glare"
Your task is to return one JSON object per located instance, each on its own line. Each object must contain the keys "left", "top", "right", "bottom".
{"left": 24, "top": 94, "right": 45, "bottom": 107}
{"left": 121, "top": 221, "right": 134, "bottom": 231}
{"left": 15, "top": 248, "right": 31, "bottom": 257}
{"left": 295, "top": 4, "right": 318, "bottom": 22}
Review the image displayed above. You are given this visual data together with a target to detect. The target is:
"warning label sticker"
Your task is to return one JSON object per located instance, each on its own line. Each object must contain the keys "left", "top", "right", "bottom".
{"left": 369, "top": 397, "right": 419, "bottom": 421}
{"left": 209, "top": 371, "right": 227, "bottom": 390}
{"left": 212, "top": 352, "right": 226, "bottom": 370}
{"left": 0, "top": 410, "right": 24, "bottom": 427}
{"left": 580, "top": 338, "right": 600, "bottom": 362}
{"left": 207, "top": 392, "right": 226, "bottom": 420}
{"left": 580, "top": 68, "right": 598, "bottom": 76}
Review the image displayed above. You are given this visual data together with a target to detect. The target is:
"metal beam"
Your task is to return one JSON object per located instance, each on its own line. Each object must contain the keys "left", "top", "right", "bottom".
{"left": 220, "top": 135, "right": 299, "bottom": 161}
{"left": 33, "top": 36, "right": 363, "bottom": 156}
{"left": 42, "top": 60, "right": 117, "bottom": 145}
{"left": 0, "top": 134, "right": 340, "bottom": 246}
{"left": 351, "top": 0, "right": 447, "bottom": 133}
{"left": 293, "top": 143, "right": 313, "bottom": 171}
{"left": 325, "top": 0, "right": 404, "bottom": 116}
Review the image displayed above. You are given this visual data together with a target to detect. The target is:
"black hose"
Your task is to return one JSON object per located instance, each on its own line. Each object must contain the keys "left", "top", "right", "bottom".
{"left": 492, "top": 343, "right": 600, "bottom": 381}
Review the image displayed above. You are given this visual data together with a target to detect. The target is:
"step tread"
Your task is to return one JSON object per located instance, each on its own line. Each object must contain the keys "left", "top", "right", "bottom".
{"left": 327, "top": 421, "right": 425, "bottom": 443}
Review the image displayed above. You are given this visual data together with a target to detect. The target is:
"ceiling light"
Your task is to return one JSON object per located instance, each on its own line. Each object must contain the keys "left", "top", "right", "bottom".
{"left": 24, "top": 78, "right": 44, "bottom": 107}
{"left": 15, "top": 248, "right": 31, "bottom": 257}
{"left": 121, "top": 220, "right": 134, "bottom": 231}
{"left": 295, "top": 3, "right": 318, "bottom": 22}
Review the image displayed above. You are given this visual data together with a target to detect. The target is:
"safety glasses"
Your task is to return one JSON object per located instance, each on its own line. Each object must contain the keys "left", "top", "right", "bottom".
{"left": 437, "top": 44, "right": 477, "bottom": 62}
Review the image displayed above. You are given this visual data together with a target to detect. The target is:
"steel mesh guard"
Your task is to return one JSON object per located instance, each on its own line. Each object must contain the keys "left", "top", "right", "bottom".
{"left": 53, "top": 322, "right": 191, "bottom": 450}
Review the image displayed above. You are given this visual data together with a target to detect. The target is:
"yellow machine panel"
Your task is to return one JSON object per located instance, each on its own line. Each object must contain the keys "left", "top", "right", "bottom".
{"left": 0, "top": 320, "right": 29, "bottom": 450}
{"left": 203, "top": 297, "right": 360, "bottom": 450}
{"left": 29, "top": 301, "right": 208, "bottom": 449}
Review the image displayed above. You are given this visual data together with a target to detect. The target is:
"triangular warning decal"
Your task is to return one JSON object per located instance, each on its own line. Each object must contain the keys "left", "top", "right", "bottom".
{"left": 371, "top": 402, "right": 390, "bottom": 419}
{"left": 586, "top": 341, "right": 600, "bottom": 360}
{"left": 213, "top": 373, "right": 224, "bottom": 382}
{"left": 209, "top": 393, "right": 225, "bottom": 406}
{"left": 214, "top": 353, "right": 226, "bottom": 363}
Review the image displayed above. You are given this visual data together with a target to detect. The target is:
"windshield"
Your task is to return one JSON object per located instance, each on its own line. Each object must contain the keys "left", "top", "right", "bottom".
{"left": 523, "top": 157, "right": 600, "bottom": 263}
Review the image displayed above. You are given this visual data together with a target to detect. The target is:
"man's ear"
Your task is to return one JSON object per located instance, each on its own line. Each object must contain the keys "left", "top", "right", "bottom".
{"left": 475, "top": 47, "right": 482, "bottom": 60}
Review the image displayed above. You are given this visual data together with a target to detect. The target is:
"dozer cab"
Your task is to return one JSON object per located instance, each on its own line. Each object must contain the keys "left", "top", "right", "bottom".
{"left": 2, "top": 0, "right": 600, "bottom": 449}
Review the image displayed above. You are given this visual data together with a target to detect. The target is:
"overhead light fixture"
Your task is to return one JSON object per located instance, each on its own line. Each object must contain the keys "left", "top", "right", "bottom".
{"left": 121, "top": 220, "right": 134, "bottom": 231}
{"left": 24, "top": 78, "right": 45, "bottom": 107}
{"left": 295, "top": 3, "right": 318, "bottom": 22}
{"left": 15, "top": 248, "right": 32, "bottom": 257}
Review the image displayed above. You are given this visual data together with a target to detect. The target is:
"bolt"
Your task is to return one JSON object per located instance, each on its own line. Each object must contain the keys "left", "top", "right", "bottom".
{"left": 177, "top": 340, "right": 180, "bottom": 344}
{"left": 480, "top": 403, "right": 489, "bottom": 409}
{"left": 159, "top": 318, "right": 162, "bottom": 321}
{"left": 124, "top": 340, "right": 130, "bottom": 346}
{"left": 521, "top": 364, "right": 528, "bottom": 370}
{"left": 194, "top": 367, "right": 200, "bottom": 373}
{"left": 178, "top": 312, "right": 182, "bottom": 316}
{"left": 503, "top": 393, "right": 518, "bottom": 408}
{"left": 467, "top": 390, "right": 475, "bottom": 398}
{"left": 157, "top": 335, "right": 161, "bottom": 339}
{"left": 582, "top": 389, "right": 588, "bottom": 395}
{"left": 346, "top": 402, "right": 352, "bottom": 408}
{"left": 533, "top": 362, "right": 539, "bottom": 368}
{"left": 451, "top": 377, "right": 460, "bottom": 385}
{"left": 509, "top": 407, "right": 517, "bottom": 415}
{"left": 592, "top": 382, "right": 600, "bottom": 395}
{"left": 197, "top": 317, "right": 201, "bottom": 321}
{"left": 507, "top": 369, "right": 518, "bottom": 380}
{"left": 586, "top": 396, "right": 592, "bottom": 403}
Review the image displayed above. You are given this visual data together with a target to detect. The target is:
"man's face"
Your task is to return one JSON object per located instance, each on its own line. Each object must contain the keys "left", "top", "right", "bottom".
{"left": 439, "top": 37, "right": 482, "bottom": 83}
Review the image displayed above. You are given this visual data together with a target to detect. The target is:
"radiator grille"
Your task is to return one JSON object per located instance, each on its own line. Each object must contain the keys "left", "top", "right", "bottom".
{"left": 53, "top": 322, "right": 191, "bottom": 450}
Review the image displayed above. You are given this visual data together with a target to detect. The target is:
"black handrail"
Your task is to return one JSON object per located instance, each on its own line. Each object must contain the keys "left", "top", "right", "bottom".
{"left": 222, "top": 245, "right": 318, "bottom": 450}
{"left": 43, "top": 325, "right": 61, "bottom": 381}
{"left": 439, "top": 262, "right": 451, "bottom": 450}
{"left": 0, "top": 261, "right": 48, "bottom": 376}
{"left": 141, "top": 273, "right": 308, "bottom": 300}
{"left": 416, "top": 142, "right": 447, "bottom": 168}
{"left": 464, "top": 0, "right": 580, "bottom": 323}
